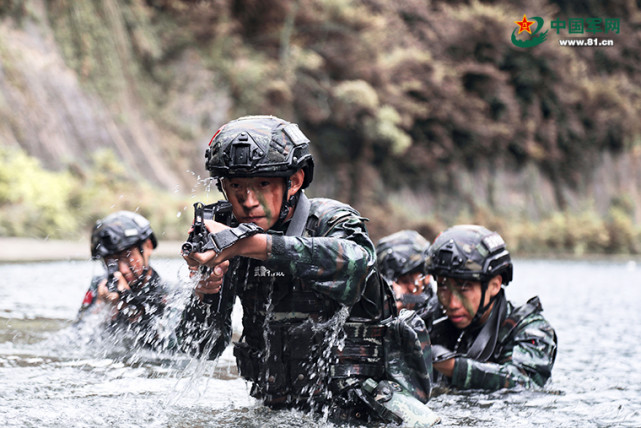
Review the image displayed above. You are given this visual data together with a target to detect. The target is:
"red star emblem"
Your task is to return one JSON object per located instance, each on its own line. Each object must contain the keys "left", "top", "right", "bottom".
{"left": 514, "top": 14, "right": 535, "bottom": 34}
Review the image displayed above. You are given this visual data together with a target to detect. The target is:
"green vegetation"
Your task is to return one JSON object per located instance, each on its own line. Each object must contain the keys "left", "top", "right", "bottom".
{"left": 461, "top": 205, "right": 640, "bottom": 256}
{"left": 1, "top": 0, "right": 640, "bottom": 256}
{"left": 2, "top": 144, "right": 638, "bottom": 256}
{"left": 0, "top": 146, "right": 213, "bottom": 241}
{"left": 137, "top": 0, "right": 641, "bottom": 249}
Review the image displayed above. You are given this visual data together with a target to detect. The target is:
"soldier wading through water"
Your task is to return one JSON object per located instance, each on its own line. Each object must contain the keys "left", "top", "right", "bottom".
{"left": 426, "top": 225, "right": 558, "bottom": 390}
{"left": 77, "top": 211, "right": 170, "bottom": 350}
{"left": 177, "top": 115, "right": 440, "bottom": 426}
{"left": 376, "top": 230, "right": 438, "bottom": 325}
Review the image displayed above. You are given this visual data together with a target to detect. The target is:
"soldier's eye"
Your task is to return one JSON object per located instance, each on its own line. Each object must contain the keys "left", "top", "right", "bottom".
{"left": 457, "top": 283, "right": 473, "bottom": 292}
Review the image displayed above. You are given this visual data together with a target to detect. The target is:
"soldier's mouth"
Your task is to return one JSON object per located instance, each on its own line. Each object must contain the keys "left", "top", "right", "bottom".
{"left": 448, "top": 313, "right": 467, "bottom": 324}
{"left": 242, "top": 216, "right": 265, "bottom": 223}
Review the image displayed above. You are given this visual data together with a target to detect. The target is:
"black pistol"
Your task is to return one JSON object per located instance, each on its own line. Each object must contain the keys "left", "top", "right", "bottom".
{"left": 181, "top": 200, "right": 233, "bottom": 306}
{"left": 105, "top": 259, "right": 120, "bottom": 293}
{"left": 104, "top": 259, "right": 144, "bottom": 312}
{"left": 181, "top": 201, "right": 234, "bottom": 256}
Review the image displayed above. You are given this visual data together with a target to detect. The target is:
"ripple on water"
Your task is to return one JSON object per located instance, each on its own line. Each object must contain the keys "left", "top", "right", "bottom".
{"left": 2, "top": 259, "right": 641, "bottom": 427}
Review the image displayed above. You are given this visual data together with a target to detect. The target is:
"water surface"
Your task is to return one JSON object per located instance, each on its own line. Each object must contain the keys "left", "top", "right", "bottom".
{"left": 1, "top": 258, "right": 640, "bottom": 427}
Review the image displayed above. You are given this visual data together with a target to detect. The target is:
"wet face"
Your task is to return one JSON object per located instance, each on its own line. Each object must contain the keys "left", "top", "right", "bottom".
{"left": 392, "top": 271, "right": 429, "bottom": 311}
{"left": 436, "top": 275, "right": 501, "bottom": 329}
{"left": 221, "top": 170, "right": 305, "bottom": 231}
{"left": 222, "top": 177, "right": 286, "bottom": 230}
{"left": 103, "top": 240, "right": 152, "bottom": 287}
{"left": 393, "top": 271, "right": 426, "bottom": 296}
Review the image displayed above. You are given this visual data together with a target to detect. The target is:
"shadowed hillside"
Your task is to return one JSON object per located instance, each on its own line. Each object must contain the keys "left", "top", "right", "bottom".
{"left": 1, "top": 0, "right": 640, "bottom": 254}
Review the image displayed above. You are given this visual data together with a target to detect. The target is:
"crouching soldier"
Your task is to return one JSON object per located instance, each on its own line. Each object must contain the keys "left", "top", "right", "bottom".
{"left": 426, "top": 225, "right": 558, "bottom": 390}
{"left": 177, "top": 115, "right": 440, "bottom": 426}
{"left": 376, "top": 230, "right": 439, "bottom": 327}
{"left": 77, "top": 211, "right": 170, "bottom": 350}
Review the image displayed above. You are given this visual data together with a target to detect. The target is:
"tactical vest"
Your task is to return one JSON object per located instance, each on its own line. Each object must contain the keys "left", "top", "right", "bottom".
{"left": 232, "top": 196, "right": 394, "bottom": 406}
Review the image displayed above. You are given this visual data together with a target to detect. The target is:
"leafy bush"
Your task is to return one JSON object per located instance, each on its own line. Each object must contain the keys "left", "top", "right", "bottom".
{"left": 0, "top": 147, "right": 77, "bottom": 238}
{"left": 0, "top": 147, "right": 214, "bottom": 241}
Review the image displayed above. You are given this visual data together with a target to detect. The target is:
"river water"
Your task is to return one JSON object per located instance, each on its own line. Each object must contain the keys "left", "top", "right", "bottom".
{"left": 1, "top": 257, "right": 640, "bottom": 427}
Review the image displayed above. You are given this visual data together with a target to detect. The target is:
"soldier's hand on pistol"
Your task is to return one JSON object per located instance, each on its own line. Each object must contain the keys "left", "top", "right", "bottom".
{"left": 183, "top": 219, "right": 232, "bottom": 267}
{"left": 97, "top": 271, "right": 130, "bottom": 304}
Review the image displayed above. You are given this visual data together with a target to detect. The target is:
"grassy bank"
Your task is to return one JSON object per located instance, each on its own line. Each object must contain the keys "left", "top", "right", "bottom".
{"left": 2, "top": 146, "right": 640, "bottom": 257}
{"left": 397, "top": 207, "right": 641, "bottom": 258}
{"left": 0, "top": 146, "right": 213, "bottom": 242}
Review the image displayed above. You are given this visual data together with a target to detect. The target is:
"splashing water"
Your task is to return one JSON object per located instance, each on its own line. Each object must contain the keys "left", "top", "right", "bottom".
{"left": 3, "top": 258, "right": 641, "bottom": 427}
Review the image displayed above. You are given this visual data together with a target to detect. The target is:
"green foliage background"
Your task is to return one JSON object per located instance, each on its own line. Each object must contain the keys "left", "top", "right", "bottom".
{"left": 1, "top": 0, "right": 640, "bottom": 254}
{"left": 0, "top": 146, "right": 212, "bottom": 241}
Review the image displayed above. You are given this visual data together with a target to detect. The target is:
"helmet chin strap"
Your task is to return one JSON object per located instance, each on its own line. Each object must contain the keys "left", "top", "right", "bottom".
{"left": 272, "top": 179, "right": 299, "bottom": 230}
{"left": 469, "top": 280, "right": 500, "bottom": 327}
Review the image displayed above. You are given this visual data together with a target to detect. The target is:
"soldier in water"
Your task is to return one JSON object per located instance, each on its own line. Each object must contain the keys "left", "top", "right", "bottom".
{"left": 77, "top": 211, "right": 170, "bottom": 349}
{"left": 426, "top": 224, "right": 557, "bottom": 390}
{"left": 376, "top": 230, "right": 438, "bottom": 325}
{"left": 177, "top": 115, "right": 439, "bottom": 426}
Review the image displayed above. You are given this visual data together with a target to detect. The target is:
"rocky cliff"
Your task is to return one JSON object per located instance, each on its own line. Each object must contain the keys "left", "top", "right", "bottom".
{"left": 1, "top": 0, "right": 640, "bottom": 252}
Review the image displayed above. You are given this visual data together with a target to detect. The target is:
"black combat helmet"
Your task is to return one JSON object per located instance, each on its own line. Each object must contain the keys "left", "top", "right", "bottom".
{"left": 91, "top": 211, "right": 157, "bottom": 258}
{"left": 205, "top": 115, "right": 314, "bottom": 188}
{"left": 426, "top": 225, "right": 512, "bottom": 326}
{"left": 425, "top": 225, "right": 512, "bottom": 286}
{"left": 376, "top": 230, "right": 430, "bottom": 282}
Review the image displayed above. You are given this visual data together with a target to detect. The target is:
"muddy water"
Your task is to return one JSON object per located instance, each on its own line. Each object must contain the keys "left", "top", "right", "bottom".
{"left": 1, "top": 258, "right": 640, "bottom": 427}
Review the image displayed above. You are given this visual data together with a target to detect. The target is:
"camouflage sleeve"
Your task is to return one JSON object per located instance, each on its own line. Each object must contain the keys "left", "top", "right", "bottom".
{"left": 176, "top": 274, "right": 236, "bottom": 360}
{"left": 265, "top": 210, "right": 376, "bottom": 307}
{"left": 450, "top": 315, "right": 557, "bottom": 390}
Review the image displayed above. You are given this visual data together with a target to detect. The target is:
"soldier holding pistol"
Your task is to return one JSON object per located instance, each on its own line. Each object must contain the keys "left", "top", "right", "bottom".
{"left": 77, "top": 211, "right": 169, "bottom": 349}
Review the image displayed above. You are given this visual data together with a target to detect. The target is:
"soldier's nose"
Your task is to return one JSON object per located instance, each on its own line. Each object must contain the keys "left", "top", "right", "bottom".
{"left": 243, "top": 188, "right": 259, "bottom": 207}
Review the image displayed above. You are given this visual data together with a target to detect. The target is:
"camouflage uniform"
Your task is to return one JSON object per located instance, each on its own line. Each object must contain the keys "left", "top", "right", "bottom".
{"left": 426, "top": 224, "right": 558, "bottom": 391}
{"left": 179, "top": 197, "right": 396, "bottom": 411}
{"left": 376, "top": 230, "right": 439, "bottom": 326}
{"left": 76, "top": 210, "right": 169, "bottom": 349}
{"left": 178, "top": 116, "right": 438, "bottom": 425}
{"left": 77, "top": 269, "right": 169, "bottom": 348}
{"left": 430, "top": 291, "right": 557, "bottom": 390}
